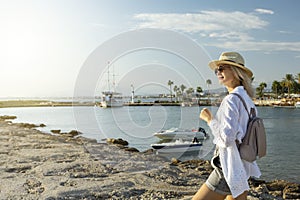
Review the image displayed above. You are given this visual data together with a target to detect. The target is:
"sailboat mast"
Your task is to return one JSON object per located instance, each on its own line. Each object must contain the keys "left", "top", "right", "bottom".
{"left": 107, "top": 61, "right": 110, "bottom": 91}
{"left": 112, "top": 63, "right": 116, "bottom": 92}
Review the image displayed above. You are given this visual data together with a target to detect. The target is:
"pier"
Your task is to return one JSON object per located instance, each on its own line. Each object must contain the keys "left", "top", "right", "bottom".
{"left": 123, "top": 102, "right": 181, "bottom": 106}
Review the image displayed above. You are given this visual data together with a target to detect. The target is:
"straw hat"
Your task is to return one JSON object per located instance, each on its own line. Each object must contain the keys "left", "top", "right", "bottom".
{"left": 208, "top": 52, "right": 253, "bottom": 78}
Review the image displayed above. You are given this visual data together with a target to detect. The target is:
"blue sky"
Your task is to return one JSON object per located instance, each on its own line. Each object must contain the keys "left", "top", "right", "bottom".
{"left": 0, "top": 0, "right": 299, "bottom": 97}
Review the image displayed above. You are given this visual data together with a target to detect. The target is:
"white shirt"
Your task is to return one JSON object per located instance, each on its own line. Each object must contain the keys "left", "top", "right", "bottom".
{"left": 208, "top": 86, "right": 261, "bottom": 198}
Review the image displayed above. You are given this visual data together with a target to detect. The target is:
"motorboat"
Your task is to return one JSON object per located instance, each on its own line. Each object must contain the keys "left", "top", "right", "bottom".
{"left": 153, "top": 127, "right": 208, "bottom": 141}
{"left": 151, "top": 139, "right": 202, "bottom": 153}
{"left": 295, "top": 102, "right": 300, "bottom": 108}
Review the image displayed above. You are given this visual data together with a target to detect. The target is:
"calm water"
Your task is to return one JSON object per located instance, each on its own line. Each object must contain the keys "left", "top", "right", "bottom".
{"left": 0, "top": 105, "right": 299, "bottom": 183}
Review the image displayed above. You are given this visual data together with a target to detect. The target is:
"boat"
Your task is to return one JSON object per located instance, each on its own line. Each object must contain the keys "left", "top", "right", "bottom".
{"left": 151, "top": 139, "right": 202, "bottom": 153}
{"left": 100, "top": 62, "right": 123, "bottom": 108}
{"left": 153, "top": 127, "right": 208, "bottom": 141}
{"left": 101, "top": 91, "right": 123, "bottom": 108}
{"left": 295, "top": 102, "right": 300, "bottom": 108}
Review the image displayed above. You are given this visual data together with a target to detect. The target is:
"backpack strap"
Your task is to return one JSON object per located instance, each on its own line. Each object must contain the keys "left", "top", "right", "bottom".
{"left": 231, "top": 93, "right": 250, "bottom": 148}
{"left": 250, "top": 107, "right": 256, "bottom": 118}
{"left": 231, "top": 93, "right": 253, "bottom": 118}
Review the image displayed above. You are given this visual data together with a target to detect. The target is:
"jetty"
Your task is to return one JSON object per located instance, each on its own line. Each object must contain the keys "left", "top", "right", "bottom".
{"left": 253, "top": 98, "right": 300, "bottom": 108}
{"left": 123, "top": 102, "right": 181, "bottom": 106}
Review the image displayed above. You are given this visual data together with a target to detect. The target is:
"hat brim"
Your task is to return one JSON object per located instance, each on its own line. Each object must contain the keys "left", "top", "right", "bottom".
{"left": 208, "top": 60, "right": 253, "bottom": 78}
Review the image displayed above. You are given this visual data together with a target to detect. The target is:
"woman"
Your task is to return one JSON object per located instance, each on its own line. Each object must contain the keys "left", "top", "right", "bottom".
{"left": 192, "top": 52, "right": 261, "bottom": 200}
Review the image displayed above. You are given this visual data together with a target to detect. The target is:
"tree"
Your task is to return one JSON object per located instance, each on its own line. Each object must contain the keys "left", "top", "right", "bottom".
{"left": 256, "top": 82, "right": 267, "bottom": 98}
{"left": 173, "top": 85, "right": 180, "bottom": 102}
{"left": 186, "top": 87, "right": 194, "bottom": 97}
{"left": 281, "top": 74, "right": 295, "bottom": 98}
{"left": 295, "top": 73, "right": 300, "bottom": 94}
{"left": 271, "top": 81, "right": 282, "bottom": 98}
{"left": 180, "top": 84, "right": 186, "bottom": 100}
{"left": 196, "top": 86, "right": 203, "bottom": 97}
{"left": 167, "top": 80, "right": 174, "bottom": 102}
{"left": 296, "top": 73, "right": 300, "bottom": 84}
{"left": 206, "top": 79, "right": 212, "bottom": 95}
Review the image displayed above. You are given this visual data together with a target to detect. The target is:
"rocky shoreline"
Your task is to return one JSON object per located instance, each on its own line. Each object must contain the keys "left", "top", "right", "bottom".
{"left": 0, "top": 115, "right": 299, "bottom": 199}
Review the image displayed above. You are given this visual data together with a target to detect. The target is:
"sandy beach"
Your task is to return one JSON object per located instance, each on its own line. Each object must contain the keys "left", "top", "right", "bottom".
{"left": 0, "top": 115, "right": 299, "bottom": 200}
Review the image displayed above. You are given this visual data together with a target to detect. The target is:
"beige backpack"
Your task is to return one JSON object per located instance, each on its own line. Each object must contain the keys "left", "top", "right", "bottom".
{"left": 232, "top": 93, "right": 267, "bottom": 162}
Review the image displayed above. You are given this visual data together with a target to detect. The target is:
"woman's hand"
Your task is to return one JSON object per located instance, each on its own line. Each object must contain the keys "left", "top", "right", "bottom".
{"left": 200, "top": 108, "right": 213, "bottom": 124}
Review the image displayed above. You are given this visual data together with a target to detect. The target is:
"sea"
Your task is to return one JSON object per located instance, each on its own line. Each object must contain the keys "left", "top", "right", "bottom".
{"left": 0, "top": 104, "right": 299, "bottom": 183}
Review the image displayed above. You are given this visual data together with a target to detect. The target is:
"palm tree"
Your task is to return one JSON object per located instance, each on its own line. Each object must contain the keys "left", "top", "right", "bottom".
{"left": 256, "top": 82, "right": 267, "bottom": 98}
{"left": 296, "top": 73, "right": 300, "bottom": 84}
{"left": 186, "top": 87, "right": 194, "bottom": 97}
{"left": 196, "top": 86, "right": 203, "bottom": 97}
{"left": 271, "top": 81, "right": 282, "bottom": 99}
{"left": 167, "top": 80, "right": 174, "bottom": 102}
{"left": 173, "top": 85, "right": 180, "bottom": 102}
{"left": 206, "top": 79, "right": 212, "bottom": 96}
{"left": 282, "top": 74, "right": 294, "bottom": 98}
{"left": 180, "top": 84, "right": 186, "bottom": 101}
{"left": 295, "top": 73, "right": 300, "bottom": 94}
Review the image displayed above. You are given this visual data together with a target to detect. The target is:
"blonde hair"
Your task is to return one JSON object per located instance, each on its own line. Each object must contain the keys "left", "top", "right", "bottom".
{"left": 230, "top": 66, "right": 255, "bottom": 98}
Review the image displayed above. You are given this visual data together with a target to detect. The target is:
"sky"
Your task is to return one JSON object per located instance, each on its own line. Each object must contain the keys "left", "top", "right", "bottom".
{"left": 0, "top": 0, "right": 300, "bottom": 98}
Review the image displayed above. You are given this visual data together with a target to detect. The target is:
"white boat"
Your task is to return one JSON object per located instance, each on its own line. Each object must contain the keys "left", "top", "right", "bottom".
{"left": 295, "top": 102, "right": 300, "bottom": 108}
{"left": 101, "top": 91, "right": 123, "bottom": 108}
{"left": 153, "top": 127, "right": 208, "bottom": 140}
{"left": 151, "top": 139, "right": 202, "bottom": 153}
{"left": 100, "top": 61, "right": 123, "bottom": 108}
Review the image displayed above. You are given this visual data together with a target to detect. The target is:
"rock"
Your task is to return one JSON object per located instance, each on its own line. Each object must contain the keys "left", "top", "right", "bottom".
{"left": 247, "top": 196, "right": 261, "bottom": 200}
{"left": 254, "top": 180, "right": 300, "bottom": 199}
{"left": 179, "top": 159, "right": 212, "bottom": 171}
{"left": 124, "top": 147, "right": 139, "bottom": 152}
{"left": 249, "top": 177, "right": 266, "bottom": 187}
{"left": 105, "top": 138, "right": 140, "bottom": 152}
{"left": 51, "top": 129, "right": 61, "bottom": 134}
{"left": 283, "top": 183, "right": 300, "bottom": 199}
{"left": 53, "top": 130, "right": 83, "bottom": 138}
{"left": 106, "top": 138, "right": 114, "bottom": 143}
{"left": 266, "top": 179, "right": 290, "bottom": 191}
{"left": 60, "top": 179, "right": 78, "bottom": 187}
{"left": 39, "top": 123, "right": 46, "bottom": 127}
{"left": 67, "top": 130, "right": 82, "bottom": 136}
{"left": 17, "top": 123, "right": 38, "bottom": 128}
{"left": 269, "top": 190, "right": 282, "bottom": 198}
{"left": 171, "top": 158, "right": 181, "bottom": 165}
{"left": 23, "top": 178, "right": 44, "bottom": 194}
{"left": 142, "top": 148, "right": 155, "bottom": 154}
{"left": 106, "top": 138, "right": 128, "bottom": 146}
{"left": 0, "top": 115, "right": 17, "bottom": 121}
{"left": 253, "top": 184, "right": 269, "bottom": 194}
{"left": 5, "top": 165, "right": 32, "bottom": 173}
{"left": 76, "top": 136, "right": 98, "bottom": 144}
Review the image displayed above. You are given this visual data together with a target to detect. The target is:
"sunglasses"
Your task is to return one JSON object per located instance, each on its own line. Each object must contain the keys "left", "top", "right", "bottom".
{"left": 214, "top": 65, "right": 230, "bottom": 75}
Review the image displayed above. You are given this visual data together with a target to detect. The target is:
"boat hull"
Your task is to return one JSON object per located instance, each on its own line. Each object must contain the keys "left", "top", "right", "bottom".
{"left": 151, "top": 143, "right": 202, "bottom": 153}
{"left": 101, "top": 91, "right": 123, "bottom": 108}
{"left": 101, "top": 101, "right": 123, "bottom": 108}
{"left": 153, "top": 128, "right": 207, "bottom": 140}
